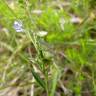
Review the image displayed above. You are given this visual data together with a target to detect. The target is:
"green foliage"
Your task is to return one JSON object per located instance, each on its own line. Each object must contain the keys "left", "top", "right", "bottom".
{"left": 31, "top": 69, "right": 46, "bottom": 89}
{"left": 0, "top": 0, "right": 96, "bottom": 96}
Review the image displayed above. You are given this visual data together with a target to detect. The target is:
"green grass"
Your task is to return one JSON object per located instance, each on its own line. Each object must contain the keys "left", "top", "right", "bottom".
{"left": 0, "top": 0, "right": 96, "bottom": 96}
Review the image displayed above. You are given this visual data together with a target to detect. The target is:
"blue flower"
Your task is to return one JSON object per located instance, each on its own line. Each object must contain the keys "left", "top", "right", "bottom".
{"left": 13, "top": 20, "right": 24, "bottom": 32}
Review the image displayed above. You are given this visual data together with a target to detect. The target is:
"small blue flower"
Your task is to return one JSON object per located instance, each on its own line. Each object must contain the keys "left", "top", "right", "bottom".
{"left": 13, "top": 20, "right": 24, "bottom": 32}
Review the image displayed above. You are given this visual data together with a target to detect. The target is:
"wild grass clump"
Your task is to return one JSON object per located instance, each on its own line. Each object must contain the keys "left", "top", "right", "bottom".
{"left": 0, "top": 0, "right": 96, "bottom": 96}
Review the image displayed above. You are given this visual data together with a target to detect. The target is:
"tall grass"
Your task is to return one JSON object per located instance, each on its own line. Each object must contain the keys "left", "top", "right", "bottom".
{"left": 0, "top": 0, "right": 96, "bottom": 96}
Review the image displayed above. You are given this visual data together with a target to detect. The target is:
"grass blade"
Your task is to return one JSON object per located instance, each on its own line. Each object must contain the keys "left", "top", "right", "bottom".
{"left": 31, "top": 69, "right": 46, "bottom": 90}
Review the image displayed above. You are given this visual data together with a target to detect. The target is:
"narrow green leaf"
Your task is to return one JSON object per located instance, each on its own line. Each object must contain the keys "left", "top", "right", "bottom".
{"left": 31, "top": 69, "right": 46, "bottom": 89}
{"left": 50, "top": 69, "right": 59, "bottom": 96}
